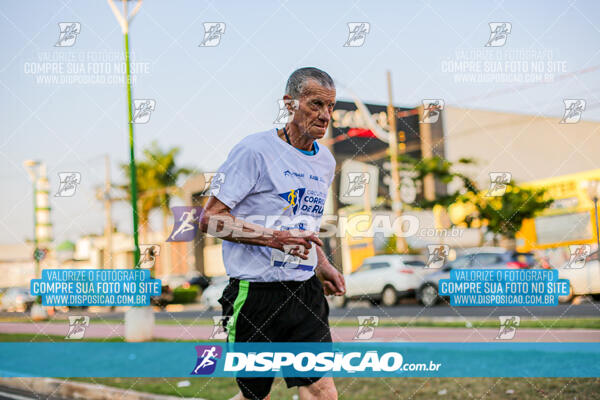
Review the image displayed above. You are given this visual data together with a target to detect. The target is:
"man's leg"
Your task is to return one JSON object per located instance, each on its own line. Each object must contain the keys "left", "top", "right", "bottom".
{"left": 298, "top": 377, "right": 337, "bottom": 400}
{"left": 219, "top": 279, "right": 278, "bottom": 400}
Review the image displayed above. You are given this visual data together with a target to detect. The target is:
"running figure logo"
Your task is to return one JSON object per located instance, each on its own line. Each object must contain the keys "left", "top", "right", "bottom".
{"left": 55, "top": 172, "right": 81, "bottom": 197}
{"left": 486, "top": 172, "right": 511, "bottom": 196}
{"left": 485, "top": 22, "right": 512, "bottom": 47}
{"left": 65, "top": 316, "right": 89, "bottom": 340}
{"left": 55, "top": 22, "right": 81, "bottom": 47}
{"left": 353, "top": 316, "right": 379, "bottom": 340}
{"left": 565, "top": 244, "right": 591, "bottom": 269}
{"left": 209, "top": 316, "right": 228, "bottom": 340}
{"left": 496, "top": 316, "right": 520, "bottom": 340}
{"left": 132, "top": 99, "right": 156, "bottom": 124}
{"left": 560, "top": 99, "right": 586, "bottom": 124}
{"left": 201, "top": 172, "right": 226, "bottom": 196}
{"left": 279, "top": 188, "right": 305, "bottom": 215}
{"left": 191, "top": 345, "right": 222, "bottom": 375}
{"left": 343, "top": 173, "right": 370, "bottom": 197}
{"left": 167, "top": 206, "right": 203, "bottom": 242}
{"left": 420, "top": 99, "right": 444, "bottom": 124}
{"left": 426, "top": 244, "right": 450, "bottom": 269}
{"left": 137, "top": 245, "right": 160, "bottom": 269}
{"left": 273, "top": 99, "right": 299, "bottom": 125}
{"left": 199, "top": 23, "right": 226, "bottom": 47}
{"left": 344, "top": 22, "right": 370, "bottom": 47}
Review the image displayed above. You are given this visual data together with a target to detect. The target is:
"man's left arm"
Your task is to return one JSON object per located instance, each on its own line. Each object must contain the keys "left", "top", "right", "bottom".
{"left": 315, "top": 246, "right": 345, "bottom": 296}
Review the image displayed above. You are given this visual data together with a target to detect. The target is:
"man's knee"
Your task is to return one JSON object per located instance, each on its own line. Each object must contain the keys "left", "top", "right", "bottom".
{"left": 300, "top": 377, "right": 337, "bottom": 400}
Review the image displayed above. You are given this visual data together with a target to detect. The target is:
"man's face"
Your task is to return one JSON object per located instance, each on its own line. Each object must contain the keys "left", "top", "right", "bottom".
{"left": 285, "top": 79, "right": 336, "bottom": 139}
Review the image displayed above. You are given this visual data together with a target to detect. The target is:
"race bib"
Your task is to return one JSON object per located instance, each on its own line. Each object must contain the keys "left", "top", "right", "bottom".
{"left": 270, "top": 245, "right": 317, "bottom": 271}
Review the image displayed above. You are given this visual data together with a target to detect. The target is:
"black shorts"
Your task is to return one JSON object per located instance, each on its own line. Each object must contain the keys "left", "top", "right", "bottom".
{"left": 219, "top": 274, "right": 332, "bottom": 400}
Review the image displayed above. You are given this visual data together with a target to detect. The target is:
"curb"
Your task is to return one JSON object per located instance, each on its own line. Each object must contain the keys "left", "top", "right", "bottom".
{"left": 0, "top": 377, "right": 207, "bottom": 400}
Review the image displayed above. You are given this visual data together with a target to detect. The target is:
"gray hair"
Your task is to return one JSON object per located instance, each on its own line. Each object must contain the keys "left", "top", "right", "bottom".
{"left": 285, "top": 67, "right": 335, "bottom": 99}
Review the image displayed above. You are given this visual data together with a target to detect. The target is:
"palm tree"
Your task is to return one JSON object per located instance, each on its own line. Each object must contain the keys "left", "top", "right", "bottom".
{"left": 141, "top": 141, "right": 193, "bottom": 238}
{"left": 120, "top": 141, "right": 193, "bottom": 268}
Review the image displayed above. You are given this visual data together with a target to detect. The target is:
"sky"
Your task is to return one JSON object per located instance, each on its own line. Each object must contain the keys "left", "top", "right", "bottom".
{"left": 1, "top": 0, "right": 599, "bottom": 245}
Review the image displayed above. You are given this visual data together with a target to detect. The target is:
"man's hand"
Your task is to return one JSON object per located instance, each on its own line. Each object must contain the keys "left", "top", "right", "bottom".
{"left": 269, "top": 229, "right": 323, "bottom": 260}
{"left": 315, "top": 262, "right": 345, "bottom": 296}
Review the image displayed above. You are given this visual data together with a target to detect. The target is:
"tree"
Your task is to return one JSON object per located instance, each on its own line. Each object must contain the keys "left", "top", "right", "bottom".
{"left": 120, "top": 141, "right": 193, "bottom": 242}
{"left": 397, "top": 154, "right": 478, "bottom": 209}
{"left": 395, "top": 155, "right": 553, "bottom": 248}
{"left": 470, "top": 182, "right": 553, "bottom": 248}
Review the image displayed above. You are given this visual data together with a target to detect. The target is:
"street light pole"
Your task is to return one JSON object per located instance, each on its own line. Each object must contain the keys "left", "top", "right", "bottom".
{"left": 108, "top": 0, "right": 143, "bottom": 267}
{"left": 23, "top": 160, "right": 40, "bottom": 279}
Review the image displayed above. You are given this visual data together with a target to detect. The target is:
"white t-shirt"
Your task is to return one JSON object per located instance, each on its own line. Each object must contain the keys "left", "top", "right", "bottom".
{"left": 214, "top": 128, "right": 336, "bottom": 282}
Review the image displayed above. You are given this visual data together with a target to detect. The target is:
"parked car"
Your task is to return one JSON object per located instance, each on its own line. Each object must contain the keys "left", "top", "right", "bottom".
{"left": 558, "top": 249, "right": 600, "bottom": 303}
{"left": 417, "top": 247, "right": 536, "bottom": 307}
{"left": 200, "top": 276, "right": 229, "bottom": 310}
{"left": 0, "top": 287, "right": 36, "bottom": 312}
{"left": 334, "top": 255, "right": 428, "bottom": 307}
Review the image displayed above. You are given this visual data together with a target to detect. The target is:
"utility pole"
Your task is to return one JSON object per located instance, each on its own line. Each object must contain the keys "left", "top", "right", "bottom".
{"left": 386, "top": 71, "right": 407, "bottom": 253}
{"left": 108, "top": 0, "right": 143, "bottom": 267}
{"left": 104, "top": 154, "right": 113, "bottom": 267}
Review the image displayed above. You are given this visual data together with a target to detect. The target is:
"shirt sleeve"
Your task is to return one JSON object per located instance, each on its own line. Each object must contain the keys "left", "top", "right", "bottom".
{"left": 214, "top": 142, "right": 262, "bottom": 209}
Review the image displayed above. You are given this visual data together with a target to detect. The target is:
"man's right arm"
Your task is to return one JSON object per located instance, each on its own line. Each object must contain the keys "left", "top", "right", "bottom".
{"left": 199, "top": 196, "right": 322, "bottom": 260}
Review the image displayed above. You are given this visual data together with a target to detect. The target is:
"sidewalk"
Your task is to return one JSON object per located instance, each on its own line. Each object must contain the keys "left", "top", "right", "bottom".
{"left": 1, "top": 321, "right": 599, "bottom": 342}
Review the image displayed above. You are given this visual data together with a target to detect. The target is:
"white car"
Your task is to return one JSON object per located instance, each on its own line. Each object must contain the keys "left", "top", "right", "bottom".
{"left": 200, "top": 276, "right": 229, "bottom": 310}
{"left": 558, "top": 249, "right": 600, "bottom": 303}
{"left": 0, "top": 287, "right": 36, "bottom": 312}
{"left": 335, "top": 255, "right": 428, "bottom": 307}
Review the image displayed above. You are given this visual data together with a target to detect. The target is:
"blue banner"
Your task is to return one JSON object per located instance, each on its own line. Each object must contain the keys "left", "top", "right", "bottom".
{"left": 30, "top": 269, "right": 161, "bottom": 307}
{"left": 439, "top": 269, "right": 570, "bottom": 306}
{"left": 1, "top": 342, "right": 598, "bottom": 378}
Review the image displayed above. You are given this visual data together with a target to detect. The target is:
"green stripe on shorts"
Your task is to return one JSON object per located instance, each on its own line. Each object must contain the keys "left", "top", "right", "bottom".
{"left": 227, "top": 280, "right": 249, "bottom": 342}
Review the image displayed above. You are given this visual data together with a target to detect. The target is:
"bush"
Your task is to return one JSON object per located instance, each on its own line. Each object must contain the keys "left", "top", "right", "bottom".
{"left": 171, "top": 286, "right": 199, "bottom": 304}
